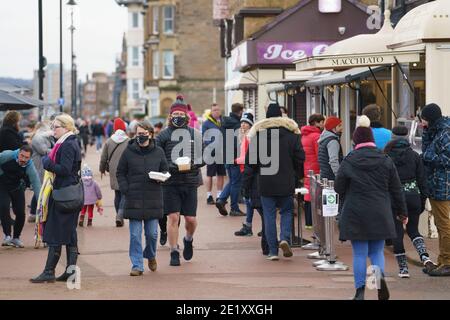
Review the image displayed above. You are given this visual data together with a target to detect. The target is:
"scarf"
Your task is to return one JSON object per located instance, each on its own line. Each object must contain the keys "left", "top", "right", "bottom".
{"left": 206, "top": 113, "right": 221, "bottom": 128}
{"left": 34, "top": 131, "right": 74, "bottom": 246}
{"left": 355, "top": 142, "right": 376, "bottom": 150}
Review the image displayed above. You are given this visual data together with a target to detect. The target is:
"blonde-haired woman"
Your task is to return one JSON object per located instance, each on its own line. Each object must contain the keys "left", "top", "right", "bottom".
{"left": 31, "top": 113, "right": 83, "bottom": 283}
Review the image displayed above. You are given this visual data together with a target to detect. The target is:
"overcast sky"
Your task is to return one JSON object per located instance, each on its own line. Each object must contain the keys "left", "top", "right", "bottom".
{"left": 0, "top": 0, "right": 127, "bottom": 80}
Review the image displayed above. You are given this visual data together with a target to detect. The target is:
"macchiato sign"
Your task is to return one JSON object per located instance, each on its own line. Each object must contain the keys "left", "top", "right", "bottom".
{"left": 257, "top": 42, "right": 332, "bottom": 64}
{"left": 331, "top": 56, "right": 385, "bottom": 67}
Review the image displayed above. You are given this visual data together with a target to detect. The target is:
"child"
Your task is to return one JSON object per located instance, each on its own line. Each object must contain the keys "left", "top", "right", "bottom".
{"left": 79, "top": 165, "right": 102, "bottom": 227}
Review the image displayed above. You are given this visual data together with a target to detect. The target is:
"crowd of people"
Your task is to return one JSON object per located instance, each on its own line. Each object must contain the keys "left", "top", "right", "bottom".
{"left": 0, "top": 96, "right": 448, "bottom": 299}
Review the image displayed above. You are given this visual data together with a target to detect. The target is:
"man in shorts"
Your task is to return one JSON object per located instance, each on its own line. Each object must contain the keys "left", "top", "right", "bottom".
{"left": 156, "top": 95, "right": 205, "bottom": 266}
{"left": 202, "top": 103, "right": 225, "bottom": 205}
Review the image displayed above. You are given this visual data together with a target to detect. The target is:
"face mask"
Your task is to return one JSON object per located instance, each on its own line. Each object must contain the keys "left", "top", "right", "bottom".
{"left": 137, "top": 135, "right": 149, "bottom": 145}
{"left": 171, "top": 116, "right": 187, "bottom": 128}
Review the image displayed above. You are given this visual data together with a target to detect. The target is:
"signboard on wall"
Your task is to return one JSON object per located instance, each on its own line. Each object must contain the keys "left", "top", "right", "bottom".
{"left": 257, "top": 42, "right": 332, "bottom": 65}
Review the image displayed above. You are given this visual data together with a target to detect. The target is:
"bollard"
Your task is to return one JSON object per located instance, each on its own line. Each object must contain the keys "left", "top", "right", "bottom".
{"left": 302, "top": 170, "right": 320, "bottom": 251}
{"left": 292, "top": 187, "right": 311, "bottom": 247}
{"left": 307, "top": 174, "right": 327, "bottom": 260}
{"left": 316, "top": 180, "right": 349, "bottom": 271}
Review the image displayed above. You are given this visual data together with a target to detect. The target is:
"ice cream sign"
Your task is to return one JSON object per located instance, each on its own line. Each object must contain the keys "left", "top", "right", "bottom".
{"left": 257, "top": 42, "right": 332, "bottom": 64}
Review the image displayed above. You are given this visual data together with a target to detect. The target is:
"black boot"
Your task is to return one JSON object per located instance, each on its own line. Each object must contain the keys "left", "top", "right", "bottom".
{"left": 55, "top": 246, "right": 78, "bottom": 282}
{"left": 30, "top": 246, "right": 61, "bottom": 283}
{"left": 353, "top": 286, "right": 365, "bottom": 300}
{"left": 378, "top": 274, "right": 390, "bottom": 300}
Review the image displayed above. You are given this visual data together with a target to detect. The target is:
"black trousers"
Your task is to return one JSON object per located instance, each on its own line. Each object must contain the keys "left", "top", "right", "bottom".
{"left": 0, "top": 184, "right": 26, "bottom": 239}
{"left": 114, "top": 191, "right": 122, "bottom": 214}
{"left": 393, "top": 212, "right": 422, "bottom": 255}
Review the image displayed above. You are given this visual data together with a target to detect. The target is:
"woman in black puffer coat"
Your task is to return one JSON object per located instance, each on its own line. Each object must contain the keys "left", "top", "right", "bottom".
{"left": 384, "top": 126, "right": 438, "bottom": 278}
{"left": 117, "top": 121, "right": 168, "bottom": 275}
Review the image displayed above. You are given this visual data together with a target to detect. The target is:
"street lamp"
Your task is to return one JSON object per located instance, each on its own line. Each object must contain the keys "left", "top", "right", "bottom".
{"left": 67, "top": 0, "right": 77, "bottom": 118}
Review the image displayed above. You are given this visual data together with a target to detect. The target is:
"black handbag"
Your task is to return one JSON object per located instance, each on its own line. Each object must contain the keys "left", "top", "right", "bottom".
{"left": 52, "top": 180, "right": 84, "bottom": 214}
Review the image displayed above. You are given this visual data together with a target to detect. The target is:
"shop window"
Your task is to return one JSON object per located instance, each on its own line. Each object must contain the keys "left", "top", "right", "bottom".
{"left": 163, "top": 6, "right": 175, "bottom": 34}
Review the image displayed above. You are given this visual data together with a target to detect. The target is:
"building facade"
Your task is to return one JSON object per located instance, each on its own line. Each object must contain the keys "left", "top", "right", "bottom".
{"left": 142, "top": 0, "right": 225, "bottom": 118}
{"left": 116, "top": 0, "right": 146, "bottom": 116}
{"left": 81, "top": 73, "right": 114, "bottom": 119}
{"left": 33, "top": 64, "right": 72, "bottom": 114}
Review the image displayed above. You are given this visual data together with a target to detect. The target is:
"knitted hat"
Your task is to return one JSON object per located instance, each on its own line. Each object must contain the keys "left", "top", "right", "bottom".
{"left": 324, "top": 116, "right": 342, "bottom": 131}
{"left": 392, "top": 125, "right": 408, "bottom": 138}
{"left": 81, "top": 165, "right": 93, "bottom": 178}
{"left": 170, "top": 95, "right": 188, "bottom": 114}
{"left": 240, "top": 112, "right": 254, "bottom": 126}
{"left": 353, "top": 115, "right": 375, "bottom": 145}
{"left": 266, "top": 103, "right": 282, "bottom": 118}
{"left": 421, "top": 103, "right": 442, "bottom": 125}
{"left": 362, "top": 104, "right": 381, "bottom": 122}
{"left": 114, "top": 118, "right": 127, "bottom": 132}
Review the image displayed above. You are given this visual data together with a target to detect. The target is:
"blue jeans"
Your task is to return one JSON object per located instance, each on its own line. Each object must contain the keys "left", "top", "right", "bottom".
{"left": 129, "top": 219, "right": 158, "bottom": 271}
{"left": 245, "top": 198, "right": 254, "bottom": 225}
{"left": 95, "top": 135, "right": 103, "bottom": 151}
{"left": 351, "top": 240, "right": 385, "bottom": 289}
{"left": 219, "top": 164, "right": 242, "bottom": 211}
{"left": 260, "top": 196, "right": 293, "bottom": 256}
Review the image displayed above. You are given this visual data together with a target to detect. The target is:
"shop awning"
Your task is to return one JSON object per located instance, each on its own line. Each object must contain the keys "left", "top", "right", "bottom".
{"left": 294, "top": 9, "right": 423, "bottom": 71}
{"left": 304, "top": 65, "right": 389, "bottom": 87}
{"left": 224, "top": 71, "right": 258, "bottom": 91}
{"left": 0, "top": 90, "right": 47, "bottom": 111}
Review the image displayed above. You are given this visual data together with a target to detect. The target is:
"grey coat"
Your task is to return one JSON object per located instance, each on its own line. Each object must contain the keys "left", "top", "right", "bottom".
{"left": 99, "top": 132, "right": 129, "bottom": 190}
{"left": 31, "top": 131, "right": 53, "bottom": 182}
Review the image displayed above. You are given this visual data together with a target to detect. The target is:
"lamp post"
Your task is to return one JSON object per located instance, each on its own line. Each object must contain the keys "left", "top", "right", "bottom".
{"left": 67, "top": 0, "right": 77, "bottom": 118}
{"left": 38, "top": 0, "right": 44, "bottom": 101}
{"left": 59, "top": 0, "right": 64, "bottom": 112}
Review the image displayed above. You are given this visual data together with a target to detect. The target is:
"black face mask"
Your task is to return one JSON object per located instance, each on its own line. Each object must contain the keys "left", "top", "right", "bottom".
{"left": 137, "top": 135, "right": 149, "bottom": 145}
{"left": 171, "top": 116, "right": 187, "bottom": 128}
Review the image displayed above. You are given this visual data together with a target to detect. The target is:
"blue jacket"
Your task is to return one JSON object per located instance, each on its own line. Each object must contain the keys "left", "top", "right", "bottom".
{"left": 422, "top": 117, "right": 450, "bottom": 201}
{"left": 371, "top": 122, "right": 392, "bottom": 151}
{"left": 0, "top": 149, "right": 42, "bottom": 195}
{"left": 201, "top": 115, "right": 222, "bottom": 146}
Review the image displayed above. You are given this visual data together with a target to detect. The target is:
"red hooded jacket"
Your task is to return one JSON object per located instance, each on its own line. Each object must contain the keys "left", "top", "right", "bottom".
{"left": 301, "top": 125, "right": 321, "bottom": 201}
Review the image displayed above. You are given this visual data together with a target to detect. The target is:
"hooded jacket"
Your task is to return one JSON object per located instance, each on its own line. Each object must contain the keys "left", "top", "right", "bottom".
{"left": 335, "top": 146, "right": 407, "bottom": 241}
{"left": 221, "top": 112, "right": 241, "bottom": 163}
{"left": 318, "top": 130, "right": 343, "bottom": 180}
{"left": 99, "top": 129, "right": 129, "bottom": 190}
{"left": 301, "top": 125, "right": 321, "bottom": 201}
{"left": 247, "top": 117, "right": 305, "bottom": 197}
{"left": 385, "top": 138, "right": 429, "bottom": 214}
{"left": 31, "top": 129, "right": 53, "bottom": 182}
{"left": 421, "top": 116, "right": 450, "bottom": 201}
{"left": 116, "top": 139, "right": 168, "bottom": 220}
{"left": 82, "top": 178, "right": 102, "bottom": 205}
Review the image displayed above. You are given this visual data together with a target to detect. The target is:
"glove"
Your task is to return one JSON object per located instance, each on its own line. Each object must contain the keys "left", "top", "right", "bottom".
{"left": 42, "top": 156, "right": 54, "bottom": 170}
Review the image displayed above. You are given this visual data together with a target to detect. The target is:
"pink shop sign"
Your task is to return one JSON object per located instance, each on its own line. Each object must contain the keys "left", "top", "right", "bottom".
{"left": 257, "top": 42, "right": 332, "bottom": 64}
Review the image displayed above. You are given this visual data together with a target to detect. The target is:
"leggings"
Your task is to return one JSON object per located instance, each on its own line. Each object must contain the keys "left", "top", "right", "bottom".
{"left": 81, "top": 205, "right": 94, "bottom": 219}
{"left": 351, "top": 240, "right": 385, "bottom": 289}
{"left": 0, "top": 186, "right": 26, "bottom": 239}
{"left": 392, "top": 212, "right": 422, "bottom": 255}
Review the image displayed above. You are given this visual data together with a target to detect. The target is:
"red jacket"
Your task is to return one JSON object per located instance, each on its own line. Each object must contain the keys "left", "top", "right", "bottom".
{"left": 235, "top": 135, "right": 249, "bottom": 173}
{"left": 301, "top": 125, "right": 321, "bottom": 201}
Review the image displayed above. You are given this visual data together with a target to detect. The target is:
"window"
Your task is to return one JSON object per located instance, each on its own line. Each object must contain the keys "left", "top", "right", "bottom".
{"left": 152, "top": 6, "right": 159, "bottom": 34}
{"left": 152, "top": 51, "right": 160, "bottom": 79}
{"left": 132, "top": 80, "right": 140, "bottom": 100}
{"left": 163, "top": 51, "right": 174, "bottom": 79}
{"left": 132, "top": 12, "right": 139, "bottom": 28}
{"left": 163, "top": 6, "right": 175, "bottom": 34}
{"left": 151, "top": 98, "right": 159, "bottom": 116}
{"left": 132, "top": 46, "right": 139, "bottom": 66}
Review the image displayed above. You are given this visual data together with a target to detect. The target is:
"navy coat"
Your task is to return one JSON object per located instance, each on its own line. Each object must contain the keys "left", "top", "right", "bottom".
{"left": 42, "top": 135, "right": 82, "bottom": 246}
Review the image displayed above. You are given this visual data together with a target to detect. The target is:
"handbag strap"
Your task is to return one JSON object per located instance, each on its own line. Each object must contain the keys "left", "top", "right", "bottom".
{"left": 107, "top": 143, "right": 121, "bottom": 165}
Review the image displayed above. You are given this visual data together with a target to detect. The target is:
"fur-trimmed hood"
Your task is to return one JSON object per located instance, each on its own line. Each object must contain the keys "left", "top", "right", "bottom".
{"left": 248, "top": 117, "right": 300, "bottom": 139}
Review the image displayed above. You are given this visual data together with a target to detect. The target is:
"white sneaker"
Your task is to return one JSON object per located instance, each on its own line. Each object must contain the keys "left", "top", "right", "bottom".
{"left": 2, "top": 236, "right": 12, "bottom": 246}
{"left": 266, "top": 255, "right": 279, "bottom": 261}
{"left": 279, "top": 240, "right": 293, "bottom": 258}
{"left": 10, "top": 238, "right": 24, "bottom": 248}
